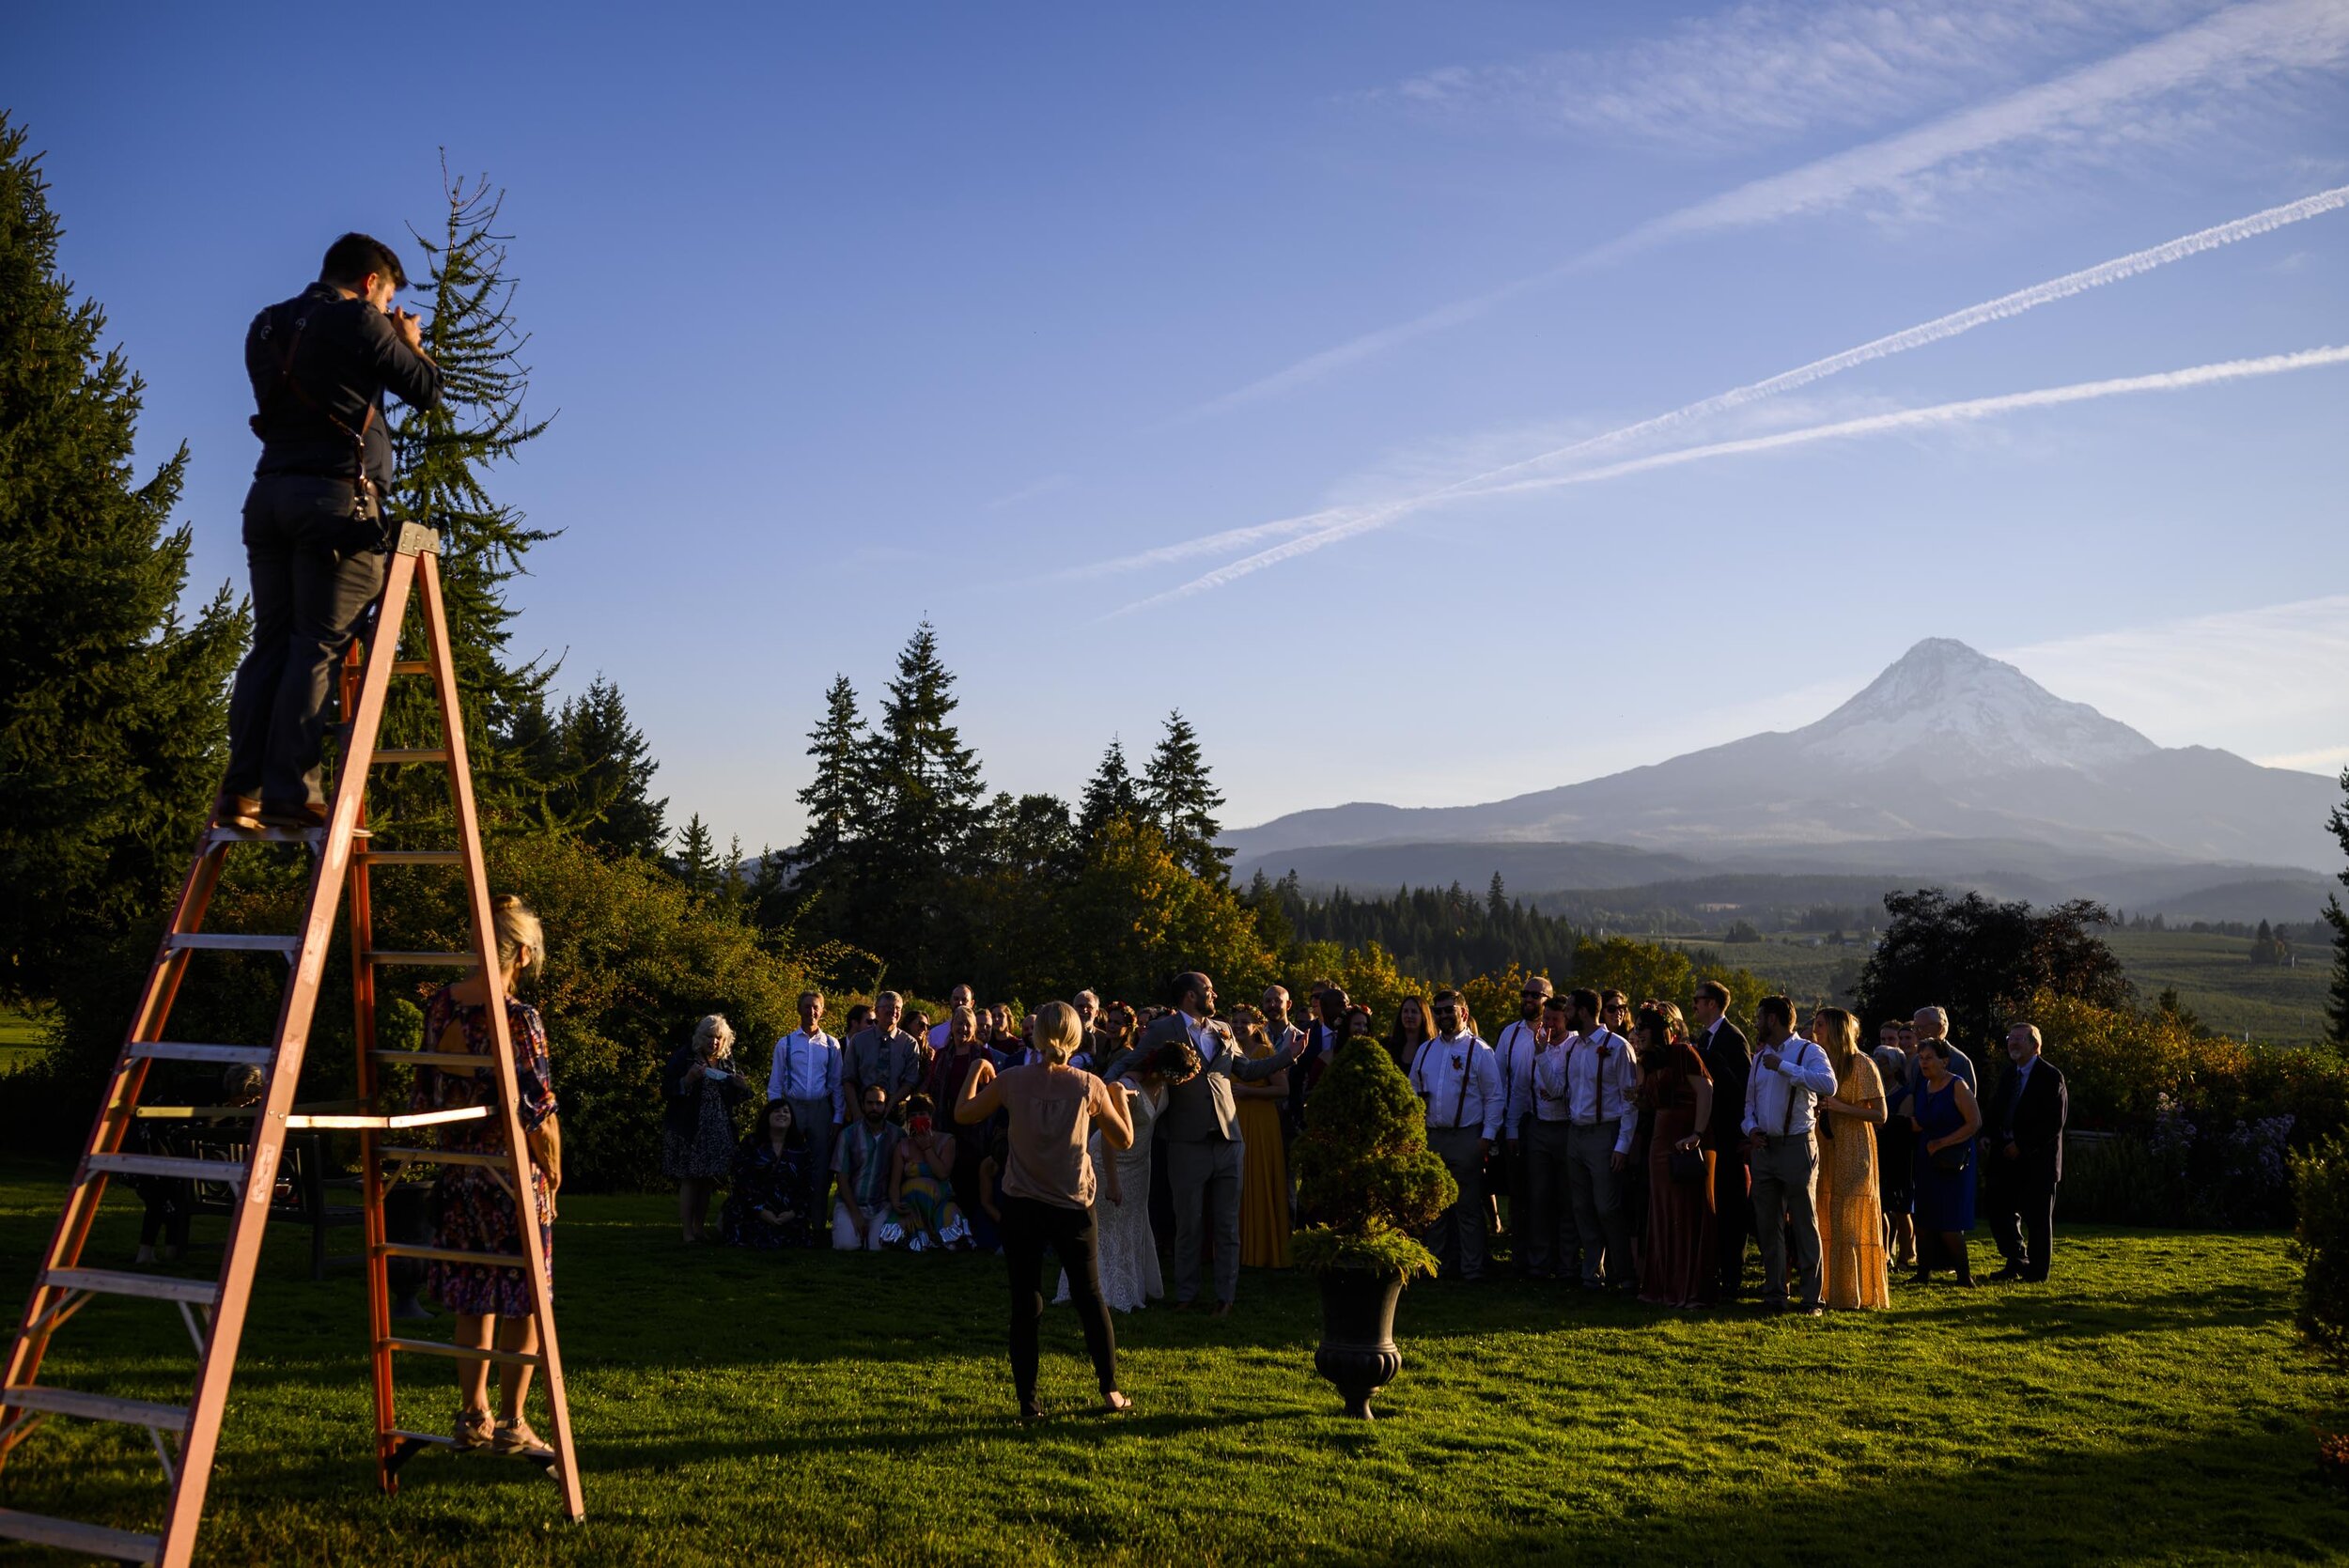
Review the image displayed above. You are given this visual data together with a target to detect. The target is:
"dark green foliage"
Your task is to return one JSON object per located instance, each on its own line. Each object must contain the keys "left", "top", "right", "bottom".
{"left": 2291, "top": 1135, "right": 2349, "bottom": 1370}
{"left": 0, "top": 113, "right": 244, "bottom": 1006}
{"left": 537, "top": 675, "right": 666, "bottom": 859}
{"left": 1853, "top": 888, "right": 2132, "bottom": 1067}
{"left": 382, "top": 165, "right": 556, "bottom": 819}
{"left": 1077, "top": 735, "right": 1142, "bottom": 841}
{"left": 1141, "top": 710, "right": 1229, "bottom": 883}
{"left": 672, "top": 813, "right": 723, "bottom": 896}
{"left": 1265, "top": 874, "right": 1582, "bottom": 980}
{"left": 2326, "top": 768, "right": 2349, "bottom": 1050}
{"left": 786, "top": 674, "right": 870, "bottom": 885}
{"left": 850, "top": 623, "right": 984, "bottom": 978}
{"left": 1290, "top": 1038, "right": 1454, "bottom": 1279}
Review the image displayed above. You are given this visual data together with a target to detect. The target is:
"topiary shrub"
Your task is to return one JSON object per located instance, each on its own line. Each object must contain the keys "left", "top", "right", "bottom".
{"left": 1289, "top": 1037, "right": 1455, "bottom": 1279}
{"left": 2291, "top": 1135, "right": 2349, "bottom": 1372}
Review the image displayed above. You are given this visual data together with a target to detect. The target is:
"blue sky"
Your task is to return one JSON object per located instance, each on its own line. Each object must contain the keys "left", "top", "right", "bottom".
{"left": 10, "top": 0, "right": 2347, "bottom": 848}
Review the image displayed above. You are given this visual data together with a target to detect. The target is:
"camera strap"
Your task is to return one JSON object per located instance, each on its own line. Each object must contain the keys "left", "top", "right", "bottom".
{"left": 251, "top": 302, "right": 382, "bottom": 520}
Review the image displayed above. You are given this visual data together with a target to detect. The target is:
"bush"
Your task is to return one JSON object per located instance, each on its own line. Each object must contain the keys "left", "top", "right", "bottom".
{"left": 1289, "top": 1038, "right": 1455, "bottom": 1280}
{"left": 2291, "top": 1136, "right": 2349, "bottom": 1372}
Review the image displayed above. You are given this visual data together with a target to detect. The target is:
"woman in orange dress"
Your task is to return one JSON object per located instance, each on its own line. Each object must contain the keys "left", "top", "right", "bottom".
{"left": 1230, "top": 1008, "right": 1291, "bottom": 1269}
{"left": 1811, "top": 1006, "right": 1890, "bottom": 1310}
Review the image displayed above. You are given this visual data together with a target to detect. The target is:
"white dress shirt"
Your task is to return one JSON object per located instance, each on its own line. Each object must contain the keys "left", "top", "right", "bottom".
{"left": 767, "top": 1028, "right": 844, "bottom": 1124}
{"left": 1532, "top": 1028, "right": 1640, "bottom": 1155}
{"left": 1408, "top": 1032, "right": 1503, "bottom": 1141}
{"left": 1741, "top": 1034, "right": 1840, "bottom": 1137}
{"left": 1493, "top": 1019, "right": 1541, "bottom": 1136}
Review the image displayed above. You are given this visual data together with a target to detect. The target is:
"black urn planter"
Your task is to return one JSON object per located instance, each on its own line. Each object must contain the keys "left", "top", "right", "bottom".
{"left": 1314, "top": 1266, "right": 1405, "bottom": 1419}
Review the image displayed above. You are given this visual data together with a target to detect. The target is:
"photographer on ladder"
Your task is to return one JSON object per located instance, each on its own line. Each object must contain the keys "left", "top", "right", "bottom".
{"left": 216, "top": 232, "right": 442, "bottom": 831}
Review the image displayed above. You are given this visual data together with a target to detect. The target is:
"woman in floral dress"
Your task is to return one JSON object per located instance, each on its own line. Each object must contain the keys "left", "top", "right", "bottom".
{"left": 722, "top": 1099, "right": 813, "bottom": 1248}
{"left": 411, "top": 895, "right": 560, "bottom": 1457}
{"left": 885, "top": 1094, "right": 970, "bottom": 1250}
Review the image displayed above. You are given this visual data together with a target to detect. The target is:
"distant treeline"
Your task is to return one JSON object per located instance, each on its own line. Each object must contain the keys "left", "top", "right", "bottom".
{"left": 1252, "top": 871, "right": 1582, "bottom": 980}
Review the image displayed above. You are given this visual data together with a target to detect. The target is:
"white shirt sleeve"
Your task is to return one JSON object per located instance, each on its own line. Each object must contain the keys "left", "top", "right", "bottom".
{"left": 1533, "top": 1043, "right": 1567, "bottom": 1103}
{"left": 1475, "top": 1046, "right": 1503, "bottom": 1141}
{"left": 768, "top": 1035, "right": 789, "bottom": 1103}
{"left": 1612, "top": 1047, "right": 1638, "bottom": 1156}
{"left": 828, "top": 1039, "right": 846, "bottom": 1125}
{"left": 1787, "top": 1040, "right": 1839, "bottom": 1097}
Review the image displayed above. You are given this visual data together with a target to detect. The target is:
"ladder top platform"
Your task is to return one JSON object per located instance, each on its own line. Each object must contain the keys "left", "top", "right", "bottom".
{"left": 131, "top": 1102, "right": 493, "bottom": 1132}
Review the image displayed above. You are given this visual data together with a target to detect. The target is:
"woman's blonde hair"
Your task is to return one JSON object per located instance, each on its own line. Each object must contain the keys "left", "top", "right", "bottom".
{"left": 693, "top": 1014, "right": 735, "bottom": 1058}
{"left": 950, "top": 1004, "right": 980, "bottom": 1044}
{"left": 490, "top": 893, "right": 545, "bottom": 974}
{"left": 1033, "top": 1001, "right": 1081, "bottom": 1065}
{"left": 1812, "top": 1006, "right": 1859, "bottom": 1076}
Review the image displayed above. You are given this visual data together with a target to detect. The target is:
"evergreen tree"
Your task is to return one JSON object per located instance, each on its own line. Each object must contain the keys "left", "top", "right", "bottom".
{"left": 0, "top": 115, "right": 244, "bottom": 1003}
{"left": 384, "top": 163, "right": 557, "bottom": 815}
{"left": 544, "top": 675, "right": 666, "bottom": 859}
{"left": 2325, "top": 768, "right": 2349, "bottom": 1050}
{"left": 855, "top": 623, "right": 985, "bottom": 979}
{"left": 1487, "top": 871, "right": 1508, "bottom": 922}
{"left": 786, "top": 673, "right": 870, "bottom": 884}
{"left": 1078, "top": 735, "right": 1143, "bottom": 842}
{"left": 1142, "top": 709, "right": 1230, "bottom": 884}
{"left": 674, "top": 813, "right": 722, "bottom": 897}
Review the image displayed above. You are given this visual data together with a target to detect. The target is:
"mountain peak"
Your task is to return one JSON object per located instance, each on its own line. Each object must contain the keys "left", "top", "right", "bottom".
{"left": 1797, "top": 638, "right": 2156, "bottom": 774}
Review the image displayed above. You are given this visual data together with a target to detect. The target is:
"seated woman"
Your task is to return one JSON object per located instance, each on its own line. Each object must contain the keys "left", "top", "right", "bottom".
{"left": 722, "top": 1099, "right": 812, "bottom": 1249}
{"left": 883, "top": 1094, "right": 970, "bottom": 1250}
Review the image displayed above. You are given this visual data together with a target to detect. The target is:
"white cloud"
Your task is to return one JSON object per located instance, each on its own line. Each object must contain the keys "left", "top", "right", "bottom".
{"left": 2003, "top": 593, "right": 2349, "bottom": 769}
{"left": 1196, "top": 0, "right": 2349, "bottom": 415}
{"left": 1391, "top": 0, "right": 2216, "bottom": 152}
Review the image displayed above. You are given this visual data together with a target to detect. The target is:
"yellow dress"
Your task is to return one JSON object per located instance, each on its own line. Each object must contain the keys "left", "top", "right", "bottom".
{"left": 1237, "top": 1043, "right": 1290, "bottom": 1268}
{"left": 1817, "top": 1054, "right": 1889, "bottom": 1310}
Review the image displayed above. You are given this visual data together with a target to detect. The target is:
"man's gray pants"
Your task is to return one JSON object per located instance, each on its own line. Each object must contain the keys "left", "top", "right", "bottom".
{"left": 1167, "top": 1138, "right": 1243, "bottom": 1305}
{"left": 1567, "top": 1119, "right": 1633, "bottom": 1286}
{"left": 1750, "top": 1131, "right": 1823, "bottom": 1308}
{"left": 1523, "top": 1119, "right": 1584, "bottom": 1280}
{"left": 792, "top": 1098, "right": 836, "bottom": 1208}
{"left": 1424, "top": 1126, "right": 1488, "bottom": 1281}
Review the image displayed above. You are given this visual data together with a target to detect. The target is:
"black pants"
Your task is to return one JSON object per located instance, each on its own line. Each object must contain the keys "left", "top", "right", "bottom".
{"left": 223, "top": 474, "right": 388, "bottom": 808}
{"left": 1001, "top": 1194, "right": 1117, "bottom": 1406}
{"left": 1714, "top": 1145, "right": 1751, "bottom": 1295}
{"left": 1985, "top": 1166, "right": 2056, "bottom": 1280}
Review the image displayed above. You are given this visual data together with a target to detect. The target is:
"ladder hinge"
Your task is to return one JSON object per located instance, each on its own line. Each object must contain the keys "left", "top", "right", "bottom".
{"left": 395, "top": 523, "right": 442, "bottom": 558}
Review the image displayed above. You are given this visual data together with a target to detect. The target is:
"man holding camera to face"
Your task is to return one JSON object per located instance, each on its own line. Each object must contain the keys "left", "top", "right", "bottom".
{"left": 216, "top": 232, "right": 442, "bottom": 832}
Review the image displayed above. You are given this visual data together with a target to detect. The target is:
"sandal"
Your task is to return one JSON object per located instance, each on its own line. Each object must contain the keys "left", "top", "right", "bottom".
{"left": 491, "top": 1416, "right": 548, "bottom": 1455}
{"left": 454, "top": 1407, "right": 494, "bottom": 1451}
{"left": 1100, "top": 1390, "right": 1132, "bottom": 1415}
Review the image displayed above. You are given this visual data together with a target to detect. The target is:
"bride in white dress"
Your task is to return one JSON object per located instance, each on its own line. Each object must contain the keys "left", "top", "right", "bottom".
{"left": 1059, "top": 1068, "right": 1165, "bottom": 1312}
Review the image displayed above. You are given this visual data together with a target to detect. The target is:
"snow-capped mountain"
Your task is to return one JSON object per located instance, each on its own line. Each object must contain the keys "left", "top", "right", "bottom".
{"left": 1223, "top": 639, "right": 2338, "bottom": 873}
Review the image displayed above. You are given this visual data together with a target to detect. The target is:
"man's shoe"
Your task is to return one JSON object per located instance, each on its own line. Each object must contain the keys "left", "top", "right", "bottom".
{"left": 211, "top": 791, "right": 261, "bottom": 831}
{"left": 1799, "top": 1305, "right": 1826, "bottom": 1318}
{"left": 256, "top": 799, "right": 327, "bottom": 831}
{"left": 1985, "top": 1265, "right": 2027, "bottom": 1283}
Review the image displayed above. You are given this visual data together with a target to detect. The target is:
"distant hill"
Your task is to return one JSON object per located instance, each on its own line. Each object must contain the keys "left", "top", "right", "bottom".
{"left": 1225, "top": 638, "right": 2339, "bottom": 875}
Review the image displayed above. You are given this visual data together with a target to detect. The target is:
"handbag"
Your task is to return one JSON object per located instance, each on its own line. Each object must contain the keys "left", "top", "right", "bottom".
{"left": 1929, "top": 1142, "right": 1969, "bottom": 1172}
{"left": 1669, "top": 1143, "right": 1706, "bottom": 1186}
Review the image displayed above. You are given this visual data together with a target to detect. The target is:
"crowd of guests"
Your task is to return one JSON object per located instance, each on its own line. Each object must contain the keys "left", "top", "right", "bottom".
{"left": 655, "top": 969, "right": 2072, "bottom": 1318}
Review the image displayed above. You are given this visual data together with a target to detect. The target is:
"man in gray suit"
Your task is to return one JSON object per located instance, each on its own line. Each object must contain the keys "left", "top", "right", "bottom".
{"left": 1116, "top": 970, "right": 1299, "bottom": 1315}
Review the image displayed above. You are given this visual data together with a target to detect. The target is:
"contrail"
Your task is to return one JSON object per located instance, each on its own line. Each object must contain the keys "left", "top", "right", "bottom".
{"left": 1104, "top": 346, "right": 2349, "bottom": 617}
{"left": 1067, "top": 182, "right": 2349, "bottom": 585}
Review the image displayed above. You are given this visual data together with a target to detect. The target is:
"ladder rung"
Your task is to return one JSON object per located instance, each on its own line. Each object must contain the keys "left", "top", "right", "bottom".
{"left": 2, "top": 1384, "right": 188, "bottom": 1430}
{"left": 359, "top": 849, "right": 462, "bottom": 866}
{"left": 127, "top": 1041, "right": 274, "bottom": 1066}
{"left": 164, "top": 932, "right": 302, "bottom": 954}
{"left": 378, "top": 1243, "right": 527, "bottom": 1267}
{"left": 284, "top": 1103, "right": 490, "bottom": 1131}
{"left": 378, "top": 1148, "right": 515, "bottom": 1169}
{"left": 40, "top": 1268, "right": 221, "bottom": 1307}
{"left": 381, "top": 1337, "right": 544, "bottom": 1367}
{"left": 385, "top": 1426, "right": 557, "bottom": 1462}
{"left": 203, "top": 824, "right": 321, "bottom": 846}
{"left": 371, "top": 748, "right": 450, "bottom": 764}
{"left": 366, "top": 951, "right": 480, "bottom": 968}
{"left": 391, "top": 660, "right": 431, "bottom": 675}
{"left": 372, "top": 1049, "right": 495, "bottom": 1067}
{"left": 0, "top": 1506, "right": 161, "bottom": 1564}
{"left": 85, "top": 1154, "right": 246, "bottom": 1186}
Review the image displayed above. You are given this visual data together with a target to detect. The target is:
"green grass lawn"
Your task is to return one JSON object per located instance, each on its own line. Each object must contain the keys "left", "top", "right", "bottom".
{"left": 2, "top": 1157, "right": 2342, "bottom": 1565}
{"left": 0, "top": 1008, "right": 48, "bottom": 1078}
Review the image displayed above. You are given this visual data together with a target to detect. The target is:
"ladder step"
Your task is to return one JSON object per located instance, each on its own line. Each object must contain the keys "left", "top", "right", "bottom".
{"left": 164, "top": 932, "right": 303, "bottom": 955}
{"left": 372, "top": 1049, "right": 497, "bottom": 1067}
{"left": 378, "top": 1243, "right": 528, "bottom": 1267}
{"left": 372, "top": 748, "right": 450, "bottom": 764}
{"left": 378, "top": 1147, "right": 516, "bottom": 1170}
{"left": 366, "top": 951, "right": 480, "bottom": 967}
{"left": 381, "top": 1337, "right": 545, "bottom": 1367}
{"left": 2, "top": 1384, "right": 188, "bottom": 1430}
{"left": 203, "top": 824, "right": 322, "bottom": 847}
{"left": 385, "top": 1426, "right": 557, "bottom": 1462}
{"left": 358, "top": 849, "right": 462, "bottom": 866}
{"left": 127, "top": 1041, "right": 274, "bottom": 1066}
{"left": 392, "top": 660, "right": 431, "bottom": 675}
{"left": 40, "top": 1268, "right": 221, "bottom": 1307}
{"left": 0, "top": 1507, "right": 162, "bottom": 1564}
{"left": 283, "top": 1103, "right": 490, "bottom": 1131}
{"left": 85, "top": 1154, "right": 247, "bottom": 1186}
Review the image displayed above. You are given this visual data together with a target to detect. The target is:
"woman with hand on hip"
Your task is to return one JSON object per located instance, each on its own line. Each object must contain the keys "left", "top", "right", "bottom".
{"left": 662, "top": 1014, "right": 749, "bottom": 1243}
{"left": 957, "top": 1000, "right": 1135, "bottom": 1421}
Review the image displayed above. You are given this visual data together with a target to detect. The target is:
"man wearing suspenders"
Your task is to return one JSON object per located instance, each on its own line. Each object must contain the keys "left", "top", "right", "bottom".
{"left": 1408, "top": 990, "right": 1503, "bottom": 1282}
{"left": 1490, "top": 976, "right": 1550, "bottom": 1277}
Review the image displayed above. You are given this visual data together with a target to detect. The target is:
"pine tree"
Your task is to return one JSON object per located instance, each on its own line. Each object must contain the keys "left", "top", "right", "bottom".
{"left": 1078, "top": 735, "right": 1143, "bottom": 841}
{"left": 674, "top": 813, "right": 721, "bottom": 897}
{"left": 545, "top": 675, "right": 666, "bottom": 859}
{"left": 0, "top": 114, "right": 245, "bottom": 1003}
{"left": 383, "top": 163, "right": 557, "bottom": 815}
{"left": 1487, "top": 872, "right": 1508, "bottom": 922}
{"left": 869, "top": 623, "right": 984, "bottom": 858}
{"left": 1142, "top": 709, "right": 1230, "bottom": 884}
{"left": 786, "top": 674, "right": 871, "bottom": 884}
{"left": 2325, "top": 768, "right": 2349, "bottom": 1050}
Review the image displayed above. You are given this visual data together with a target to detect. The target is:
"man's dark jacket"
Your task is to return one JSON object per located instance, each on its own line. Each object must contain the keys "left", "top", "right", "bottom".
{"left": 246, "top": 283, "right": 442, "bottom": 492}
{"left": 1982, "top": 1057, "right": 2068, "bottom": 1191}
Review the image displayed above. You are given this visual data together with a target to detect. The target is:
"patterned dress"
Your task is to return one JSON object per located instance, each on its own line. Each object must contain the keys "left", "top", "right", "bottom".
{"left": 721, "top": 1139, "right": 814, "bottom": 1248}
{"left": 1815, "top": 1053, "right": 1890, "bottom": 1310}
{"left": 411, "top": 987, "right": 556, "bottom": 1318}
{"left": 879, "top": 1132, "right": 969, "bottom": 1250}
